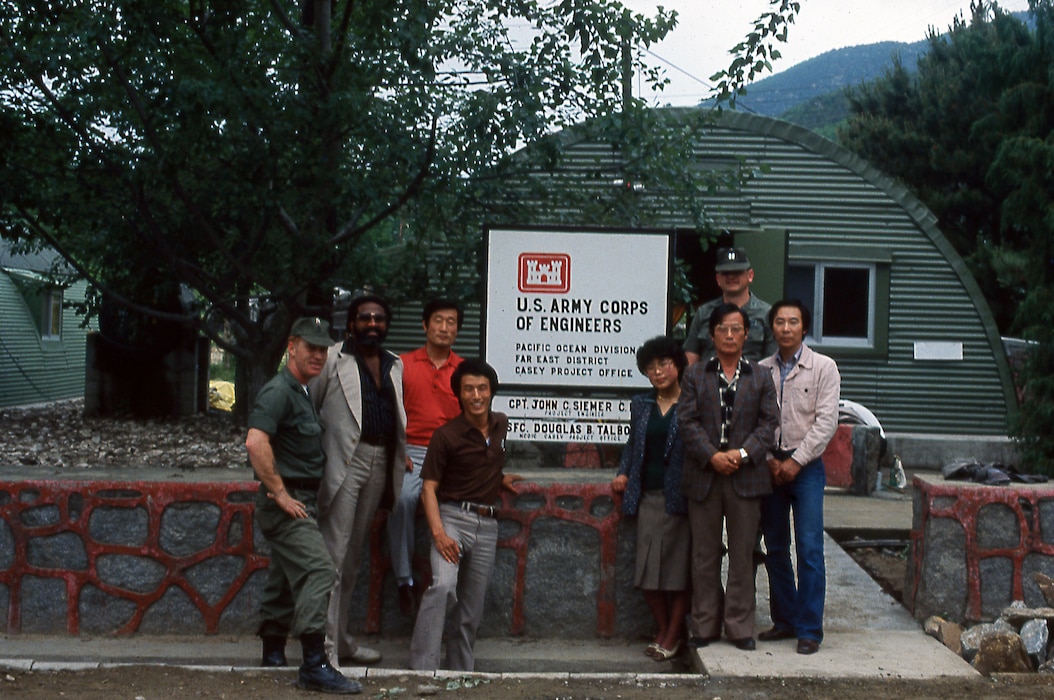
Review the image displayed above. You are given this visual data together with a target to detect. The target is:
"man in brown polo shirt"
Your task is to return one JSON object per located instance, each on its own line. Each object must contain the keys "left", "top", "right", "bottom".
{"left": 408, "top": 359, "right": 522, "bottom": 671}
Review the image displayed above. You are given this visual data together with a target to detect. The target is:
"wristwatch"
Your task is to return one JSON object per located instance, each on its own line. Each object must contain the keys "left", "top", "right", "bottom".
{"left": 739, "top": 448, "right": 749, "bottom": 464}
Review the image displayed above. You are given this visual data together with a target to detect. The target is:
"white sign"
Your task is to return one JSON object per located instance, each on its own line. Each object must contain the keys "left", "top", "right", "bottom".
{"left": 913, "top": 341, "right": 964, "bottom": 361}
{"left": 494, "top": 395, "right": 631, "bottom": 420}
{"left": 506, "top": 417, "right": 632, "bottom": 444}
{"left": 484, "top": 228, "right": 669, "bottom": 389}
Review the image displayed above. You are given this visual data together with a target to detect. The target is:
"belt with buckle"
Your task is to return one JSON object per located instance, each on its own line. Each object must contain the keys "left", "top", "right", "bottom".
{"left": 447, "top": 501, "right": 497, "bottom": 518}
{"left": 359, "top": 434, "right": 388, "bottom": 446}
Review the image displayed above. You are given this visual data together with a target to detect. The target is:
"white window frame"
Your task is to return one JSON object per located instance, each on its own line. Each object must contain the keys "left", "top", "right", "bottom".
{"left": 790, "top": 261, "right": 876, "bottom": 349}
{"left": 41, "top": 288, "right": 63, "bottom": 340}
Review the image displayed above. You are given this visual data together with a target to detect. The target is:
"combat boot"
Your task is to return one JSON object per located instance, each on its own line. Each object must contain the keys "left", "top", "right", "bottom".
{"left": 297, "top": 633, "right": 361, "bottom": 694}
{"left": 260, "top": 634, "right": 287, "bottom": 667}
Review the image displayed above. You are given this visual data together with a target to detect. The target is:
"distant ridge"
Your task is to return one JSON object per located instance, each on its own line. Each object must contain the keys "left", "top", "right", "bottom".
{"left": 705, "top": 40, "right": 927, "bottom": 119}
{"left": 704, "top": 10, "right": 1031, "bottom": 134}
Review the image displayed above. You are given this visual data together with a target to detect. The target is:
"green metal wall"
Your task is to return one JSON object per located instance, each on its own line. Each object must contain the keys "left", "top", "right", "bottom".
{"left": 421, "top": 109, "right": 1014, "bottom": 436}
{"left": 0, "top": 274, "right": 96, "bottom": 407}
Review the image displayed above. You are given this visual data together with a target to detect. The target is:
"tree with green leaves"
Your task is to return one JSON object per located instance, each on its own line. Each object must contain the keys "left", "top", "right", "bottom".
{"left": 840, "top": 0, "right": 1054, "bottom": 472}
{"left": 1, "top": 0, "right": 801, "bottom": 417}
{"left": 0, "top": 0, "right": 675, "bottom": 414}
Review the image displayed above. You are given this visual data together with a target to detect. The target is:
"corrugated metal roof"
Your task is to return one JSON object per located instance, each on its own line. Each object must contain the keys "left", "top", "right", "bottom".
{"left": 453, "top": 108, "right": 1014, "bottom": 436}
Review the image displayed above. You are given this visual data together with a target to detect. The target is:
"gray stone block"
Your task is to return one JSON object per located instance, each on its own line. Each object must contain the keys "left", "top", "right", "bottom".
{"left": 185, "top": 555, "right": 245, "bottom": 606}
{"left": 0, "top": 584, "right": 8, "bottom": 633}
{"left": 159, "top": 502, "right": 220, "bottom": 556}
{"left": 1040, "top": 498, "right": 1054, "bottom": 546}
{"left": 483, "top": 546, "right": 518, "bottom": 636}
{"left": 0, "top": 519, "right": 13, "bottom": 570}
{"left": 139, "top": 586, "right": 204, "bottom": 634}
{"left": 915, "top": 516, "right": 967, "bottom": 621}
{"left": 21, "top": 575, "right": 68, "bottom": 633}
{"left": 217, "top": 569, "right": 266, "bottom": 634}
{"left": 589, "top": 495, "right": 615, "bottom": 518}
{"left": 225, "top": 511, "right": 244, "bottom": 548}
{"left": 979, "top": 557, "right": 1014, "bottom": 620}
{"left": 77, "top": 584, "right": 139, "bottom": 634}
{"left": 613, "top": 518, "right": 650, "bottom": 639}
{"left": 524, "top": 517, "right": 600, "bottom": 638}
{"left": 20, "top": 504, "right": 61, "bottom": 527}
{"left": 27, "top": 532, "right": 88, "bottom": 570}
{"left": 97, "top": 554, "right": 167, "bottom": 593}
{"left": 976, "top": 503, "right": 1020, "bottom": 550}
{"left": 89, "top": 506, "right": 148, "bottom": 546}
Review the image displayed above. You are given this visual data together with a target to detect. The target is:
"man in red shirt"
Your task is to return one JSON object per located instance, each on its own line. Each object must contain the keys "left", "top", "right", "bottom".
{"left": 388, "top": 299, "right": 464, "bottom": 615}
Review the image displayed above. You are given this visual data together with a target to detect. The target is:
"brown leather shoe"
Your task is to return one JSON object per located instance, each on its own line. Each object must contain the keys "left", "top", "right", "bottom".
{"left": 398, "top": 583, "right": 417, "bottom": 617}
{"left": 758, "top": 627, "right": 796, "bottom": 642}
{"left": 797, "top": 639, "right": 820, "bottom": 655}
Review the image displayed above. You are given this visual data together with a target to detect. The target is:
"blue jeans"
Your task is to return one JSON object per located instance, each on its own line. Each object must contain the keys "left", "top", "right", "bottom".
{"left": 760, "top": 457, "right": 826, "bottom": 642}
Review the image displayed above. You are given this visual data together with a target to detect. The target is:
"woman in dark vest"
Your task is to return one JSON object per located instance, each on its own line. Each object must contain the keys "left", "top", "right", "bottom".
{"left": 611, "top": 336, "right": 691, "bottom": 662}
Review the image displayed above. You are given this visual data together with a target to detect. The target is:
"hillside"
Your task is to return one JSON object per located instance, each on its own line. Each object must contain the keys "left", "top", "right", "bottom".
{"left": 711, "top": 40, "right": 927, "bottom": 120}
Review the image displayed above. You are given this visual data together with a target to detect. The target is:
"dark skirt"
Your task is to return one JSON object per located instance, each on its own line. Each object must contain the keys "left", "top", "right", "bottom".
{"left": 634, "top": 490, "right": 691, "bottom": 591}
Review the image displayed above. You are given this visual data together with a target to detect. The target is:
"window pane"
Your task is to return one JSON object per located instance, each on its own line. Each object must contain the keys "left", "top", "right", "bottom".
{"left": 822, "top": 268, "right": 869, "bottom": 338}
{"left": 785, "top": 265, "right": 816, "bottom": 313}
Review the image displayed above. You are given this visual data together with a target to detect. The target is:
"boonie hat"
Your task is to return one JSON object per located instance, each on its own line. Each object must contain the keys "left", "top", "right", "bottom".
{"left": 290, "top": 317, "right": 335, "bottom": 347}
{"left": 714, "top": 247, "right": 752, "bottom": 272}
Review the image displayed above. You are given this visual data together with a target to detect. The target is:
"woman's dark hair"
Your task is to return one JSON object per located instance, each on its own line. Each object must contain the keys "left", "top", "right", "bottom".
{"left": 635, "top": 336, "right": 688, "bottom": 377}
{"left": 708, "top": 302, "right": 750, "bottom": 336}
{"left": 450, "top": 358, "right": 499, "bottom": 396}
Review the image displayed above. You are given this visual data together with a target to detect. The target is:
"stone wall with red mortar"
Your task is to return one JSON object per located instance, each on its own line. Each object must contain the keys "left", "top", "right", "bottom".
{"left": 906, "top": 475, "right": 1054, "bottom": 624}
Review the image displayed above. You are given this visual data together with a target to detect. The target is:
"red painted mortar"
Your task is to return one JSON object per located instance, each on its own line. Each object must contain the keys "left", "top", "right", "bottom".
{"left": 0, "top": 479, "right": 621, "bottom": 637}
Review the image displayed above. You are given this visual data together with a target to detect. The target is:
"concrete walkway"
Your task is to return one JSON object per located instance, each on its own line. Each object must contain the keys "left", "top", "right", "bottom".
{"left": 0, "top": 479, "right": 977, "bottom": 681}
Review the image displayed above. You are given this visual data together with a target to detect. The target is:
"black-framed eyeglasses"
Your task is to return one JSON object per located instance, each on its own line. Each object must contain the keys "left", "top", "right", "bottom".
{"left": 356, "top": 312, "right": 387, "bottom": 323}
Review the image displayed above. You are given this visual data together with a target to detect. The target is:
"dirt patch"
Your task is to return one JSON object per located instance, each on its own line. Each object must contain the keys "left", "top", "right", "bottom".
{"left": 3, "top": 666, "right": 1054, "bottom": 699}
{"left": 844, "top": 545, "right": 909, "bottom": 603}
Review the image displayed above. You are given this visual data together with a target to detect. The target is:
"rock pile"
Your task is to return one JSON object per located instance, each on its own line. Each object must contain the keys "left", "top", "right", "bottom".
{"left": 926, "top": 573, "right": 1054, "bottom": 674}
{"left": 0, "top": 399, "right": 246, "bottom": 472}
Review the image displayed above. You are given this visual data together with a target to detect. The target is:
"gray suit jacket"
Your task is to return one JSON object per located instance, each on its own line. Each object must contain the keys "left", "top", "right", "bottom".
{"left": 310, "top": 343, "right": 408, "bottom": 512}
{"left": 678, "top": 357, "right": 778, "bottom": 502}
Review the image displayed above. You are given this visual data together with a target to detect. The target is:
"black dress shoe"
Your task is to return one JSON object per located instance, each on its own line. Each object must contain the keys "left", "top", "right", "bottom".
{"left": 758, "top": 627, "right": 796, "bottom": 642}
{"left": 732, "top": 637, "right": 756, "bottom": 651}
{"left": 797, "top": 638, "right": 820, "bottom": 655}
{"left": 688, "top": 635, "right": 719, "bottom": 648}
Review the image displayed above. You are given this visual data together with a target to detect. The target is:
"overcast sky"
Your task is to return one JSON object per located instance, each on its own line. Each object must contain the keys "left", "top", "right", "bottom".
{"left": 619, "top": 0, "right": 1032, "bottom": 106}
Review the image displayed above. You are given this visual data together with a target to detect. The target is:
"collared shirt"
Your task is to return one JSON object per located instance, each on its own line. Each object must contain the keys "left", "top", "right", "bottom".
{"left": 777, "top": 345, "right": 804, "bottom": 392}
{"left": 401, "top": 347, "right": 463, "bottom": 446}
{"left": 342, "top": 339, "right": 397, "bottom": 442}
{"left": 715, "top": 357, "right": 744, "bottom": 449}
{"left": 760, "top": 343, "right": 841, "bottom": 465}
{"left": 423, "top": 412, "right": 508, "bottom": 505}
{"left": 247, "top": 367, "right": 326, "bottom": 480}
{"left": 683, "top": 292, "right": 776, "bottom": 362}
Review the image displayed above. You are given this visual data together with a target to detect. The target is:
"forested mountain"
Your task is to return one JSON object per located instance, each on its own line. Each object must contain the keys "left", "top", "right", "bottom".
{"left": 706, "top": 40, "right": 926, "bottom": 131}
{"left": 713, "top": 11, "right": 1029, "bottom": 134}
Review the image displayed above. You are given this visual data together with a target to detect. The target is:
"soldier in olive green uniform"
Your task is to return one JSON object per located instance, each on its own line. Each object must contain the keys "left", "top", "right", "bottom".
{"left": 684, "top": 248, "right": 776, "bottom": 365}
{"left": 246, "top": 317, "right": 359, "bottom": 695}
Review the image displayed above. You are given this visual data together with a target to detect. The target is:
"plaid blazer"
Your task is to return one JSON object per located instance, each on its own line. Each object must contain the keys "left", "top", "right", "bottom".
{"left": 678, "top": 356, "right": 779, "bottom": 502}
